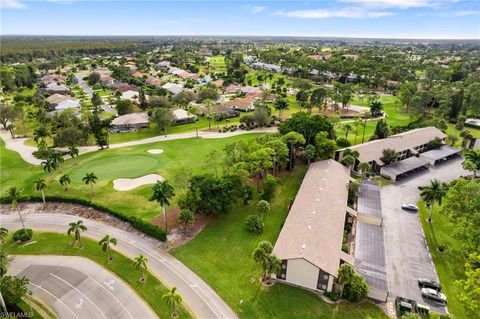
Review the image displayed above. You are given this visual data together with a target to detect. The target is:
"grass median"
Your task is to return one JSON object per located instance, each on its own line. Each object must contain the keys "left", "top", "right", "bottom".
{"left": 5, "top": 232, "right": 191, "bottom": 319}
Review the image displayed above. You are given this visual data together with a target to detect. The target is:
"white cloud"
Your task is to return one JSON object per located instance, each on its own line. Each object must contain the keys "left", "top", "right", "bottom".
{"left": 341, "top": 0, "right": 455, "bottom": 9}
{"left": 251, "top": 6, "right": 266, "bottom": 14}
{"left": 452, "top": 10, "right": 477, "bottom": 16}
{"left": 274, "top": 7, "right": 395, "bottom": 19}
{"left": 0, "top": 0, "right": 25, "bottom": 9}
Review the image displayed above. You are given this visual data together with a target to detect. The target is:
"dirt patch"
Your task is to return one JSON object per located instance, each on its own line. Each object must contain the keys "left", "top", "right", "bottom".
{"left": 153, "top": 208, "right": 215, "bottom": 249}
{"left": 321, "top": 106, "right": 359, "bottom": 118}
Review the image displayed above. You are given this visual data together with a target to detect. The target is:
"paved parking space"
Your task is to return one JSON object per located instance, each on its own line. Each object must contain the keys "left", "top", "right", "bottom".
{"left": 381, "top": 157, "right": 467, "bottom": 315}
{"left": 9, "top": 255, "right": 156, "bottom": 319}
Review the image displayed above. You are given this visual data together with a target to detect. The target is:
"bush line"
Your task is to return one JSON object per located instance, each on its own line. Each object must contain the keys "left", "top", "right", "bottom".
{"left": 0, "top": 195, "right": 167, "bottom": 241}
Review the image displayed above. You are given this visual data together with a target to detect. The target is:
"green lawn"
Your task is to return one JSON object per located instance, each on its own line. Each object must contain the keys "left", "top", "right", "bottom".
{"left": 5, "top": 232, "right": 191, "bottom": 319}
{"left": 171, "top": 167, "right": 387, "bottom": 319}
{"left": 418, "top": 203, "right": 468, "bottom": 319}
{"left": 1, "top": 134, "right": 260, "bottom": 221}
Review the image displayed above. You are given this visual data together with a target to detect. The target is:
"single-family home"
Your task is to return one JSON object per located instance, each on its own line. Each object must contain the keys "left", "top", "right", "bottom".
{"left": 55, "top": 99, "right": 81, "bottom": 111}
{"left": 224, "top": 96, "right": 255, "bottom": 112}
{"left": 121, "top": 90, "right": 140, "bottom": 103}
{"left": 46, "top": 93, "right": 70, "bottom": 109}
{"left": 100, "top": 75, "right": 116, "bottom": 87}
{"left": 172, "top": 108, "right": 196, "bottom": 125}
{"left": 111, "top": 112, "right": 149, "bottom": 132}
{"left": 224, "top": 84, "right": 242, "bottom": 95}
{"left": 43, "top": 83, "right": 69, "bottom": 94}
{"left": 162, "top": 83, "right": 184, "bottom": 95}
{"left": 197, "top": 104, "right": 239, "bottom": 119}
{"left": 146, "top": 76, "right": 163, "bottom": 87}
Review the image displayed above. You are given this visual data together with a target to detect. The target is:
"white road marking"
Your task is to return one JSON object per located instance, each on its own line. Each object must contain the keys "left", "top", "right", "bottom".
{"left": 30, "top": 283, "right": 81, "bottom": 319}
{"left": 75, "top": 298, "right": 84, "bottom": 309}
{"left": 103, "top": 279, "right": 115, "bottom": 290}
{"left": 49, "top": 273, "right": 108, "bottom": 319}
{"left": 89, "top": 276, "right": 135, "bottom": 319}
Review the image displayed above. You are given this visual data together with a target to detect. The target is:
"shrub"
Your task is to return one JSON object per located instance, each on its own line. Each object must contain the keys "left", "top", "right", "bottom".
{"left": 324, "top": 291, "right": 340, "bottom": 301}
{"left": 336, "top": 137, "right": 351, "bottom": 148}
{"left": 0, "top": 195, "right": 167, "bottom": 241}
{"left": 245, "top": 215, "right": 264, "bottom": 234}
{"left": 261, "top": 175, "right": 277, "bottom": 201}
{"left": 12, "top": 229, "right": 33, "bottom": 242}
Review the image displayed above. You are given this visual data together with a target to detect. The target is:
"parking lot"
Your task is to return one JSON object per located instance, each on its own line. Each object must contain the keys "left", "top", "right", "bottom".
{"left": 381, "top": 157, "right": 467, "bottom": 316}
{"left": 9, "top": 255, "right": 156, "bottom": 319}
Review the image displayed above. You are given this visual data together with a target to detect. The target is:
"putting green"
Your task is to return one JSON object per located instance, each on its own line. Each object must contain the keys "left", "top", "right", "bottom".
{"left": 69, "top": 154, "right": 160, "bottom": 182}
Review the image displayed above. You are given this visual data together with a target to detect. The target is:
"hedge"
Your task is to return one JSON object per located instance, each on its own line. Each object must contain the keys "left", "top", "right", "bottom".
{"left": 0, "top": 195, "right": 167, "bottom": 242}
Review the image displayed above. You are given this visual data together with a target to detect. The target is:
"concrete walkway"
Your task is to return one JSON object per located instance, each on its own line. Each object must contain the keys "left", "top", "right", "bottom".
{"left": 9, "top": 255, "right": 157, "bottom": 319}
{"left": 1, "top": 212, "right": 238, "bottom": 319}
{"left": 0, "top": 127, "right": 276, "bottom": 166}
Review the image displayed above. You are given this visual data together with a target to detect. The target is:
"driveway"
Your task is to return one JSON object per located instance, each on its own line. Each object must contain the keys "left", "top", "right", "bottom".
{"left": 1, "top": 213, "right": 238, "bottom": 319}
{"left": 9, "top": 255, "right": 156, "bottom": 319}
{"left": 382, "top": 156, "right": 467, "bottom": 316}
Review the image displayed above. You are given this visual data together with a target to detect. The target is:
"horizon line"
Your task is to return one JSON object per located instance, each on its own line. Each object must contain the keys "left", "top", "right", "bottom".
{"left": 1, "top": 34, "right": 479, "bottom": 41}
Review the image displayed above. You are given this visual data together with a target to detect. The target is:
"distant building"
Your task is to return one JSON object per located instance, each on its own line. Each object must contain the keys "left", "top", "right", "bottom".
{"left": 224, "top": 96, "right": 255, "bottom": 112}
{"left": 43, "top": 83, "right": 69, "bottom": 94}
{"left": 162, "top": 83, "right": 184, "bottom": 95}
{"left": 55, "top": 99, "right": 80, "bottom": 111}
{"left": 172, "top": 108, "right": 196, "bottom": 124}
{"left": 111, "top": 112, "right": 149, "bottom": 132}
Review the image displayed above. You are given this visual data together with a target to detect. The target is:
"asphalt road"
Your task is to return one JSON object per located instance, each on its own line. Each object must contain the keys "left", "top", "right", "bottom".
{"left": 75, "top": 73, "right": 93, "bottom": 98}
{"left": 0, "top": 213, "right": 238, "bottom": 319}
{"left": 382, "top": 156, "right": 467, "bottom": 316}
{"left": 9, "top": 255, "right": 156, "bottom": 319}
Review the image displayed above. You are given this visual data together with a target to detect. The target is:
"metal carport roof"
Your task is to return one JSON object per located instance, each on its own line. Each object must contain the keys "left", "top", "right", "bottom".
{"left": 380, "top": 156, "right": 429, "bottom": 177}
{"left": 419, "top": 145, "right": 462, "bottom": 162}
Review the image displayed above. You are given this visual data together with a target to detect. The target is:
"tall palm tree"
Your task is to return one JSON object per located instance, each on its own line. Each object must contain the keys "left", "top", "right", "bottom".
{"left": 33, "top": 178, "right": 48, "bottom": 207}
{"left": 162, "top": 287, "right": 183, "bottom": 318}
{"left": 6, "top": 187, "right": 29, "bottom": 240}
{"left": 41, "top": 158, "right": 57, "bottom": 181}
{"left": 252, "top": 241, "right": 280, "bottom": 282}
{"left": 464, "top": 150, "right": 480, "bottom": 170}
{"left": 67, "top": 220, "right": 87, "bottom": 247}
{"left": 149, "top": 180, "right": 175, "bottom": 231}
{"left": 134, "top": 254, "right": 148, "bottom": 282}
{"left": 82, "top": 172, "right": 98, "bottom": 196}
{"left": 68, "top": 146, "right": 79, "bottom": 165}
{"left": 419, "top": 179, "right": 448, "bottom": 223}
{"left": 99, "top": 235, "right": 117, "bottom": 262}
{"left": 59, "top": 174, "right": 71, "bottom": 191}
{"left": 50, "top": 151, "right": 64, "bottom": 173}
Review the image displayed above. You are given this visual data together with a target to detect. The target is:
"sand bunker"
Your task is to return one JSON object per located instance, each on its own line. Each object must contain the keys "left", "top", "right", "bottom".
{"left": 147, "top": 149, "right": 164, "bottom": 154}
{"left": 113, "top": 174, "right": 164, "bottom": 191}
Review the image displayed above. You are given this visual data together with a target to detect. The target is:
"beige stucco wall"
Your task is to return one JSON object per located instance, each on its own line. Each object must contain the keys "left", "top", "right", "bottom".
{"left": 285, "top": 259, "right": 320, "bottom": 291}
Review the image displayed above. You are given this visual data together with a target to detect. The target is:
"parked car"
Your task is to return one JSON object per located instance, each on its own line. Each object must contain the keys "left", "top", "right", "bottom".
{"left": 421, "top": 288, "right": 447, "bottom": 303}
{"left": 418, "top": 278, "right": 441, "bottom": 291}
{"left": 402, "top": 203, "right": 418, "bottom": 211}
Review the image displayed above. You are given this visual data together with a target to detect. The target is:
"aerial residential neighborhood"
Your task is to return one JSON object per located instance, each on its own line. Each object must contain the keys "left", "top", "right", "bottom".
{"left": 0, "top": 1, "right": 479, "bottom": 319}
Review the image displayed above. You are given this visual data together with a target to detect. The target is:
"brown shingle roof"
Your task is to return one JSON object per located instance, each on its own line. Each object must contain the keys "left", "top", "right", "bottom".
{"left": 339, "top": 127, "right": 446, "bottom": 164}
{"left": 273, "top": 160, "right": 352, "bottom": 277}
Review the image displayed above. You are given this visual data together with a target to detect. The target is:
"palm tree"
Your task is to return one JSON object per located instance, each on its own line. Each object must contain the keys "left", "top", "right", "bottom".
{"left": 149, "top": 180, "right": 175, "bottom": 231}
{"left": 33, "top": 178, "right": 48, "bottom": 207}
{"left": 340, "top": 155, "right": 355, "bottom": 169}
{"left": 256, "top": 200, "right": 270, "bottom": 219}
{"left": 162, "top": 287, "right": 183, "bottom": 318}
{"left": 358, "top": 162, "right": 371, "bottom": 178}
{"left": 274, "top": 98, "right": 289, "bottom": 119}
{"left": 134, "top": 254, "right": 148, "bottom": 282}
{"left": 462, "top": 160, "right": 477, "bottom": 177}
{"left": 82, "top": 172, "right": 98, "bottom": 196}
{"left": 6, "top": 187, "right": 29, "bottom": 240}
{"left": 68, "top": 146, "right": 79, "bottom": 165}
{"left": 50, "top": 151, "right": 64, "bottom": 172}
{"left": 419, "top": 179, "right": 448, "bottom": 223}
{"left": 99, "top": 235, "right": 117, "bottom": 262}
{"left": 59, "top": 174, "right": 71, "bottom": 191}
{"left": 0, "top": 228, "right": 8, "bottom": 243}
{"left": 67, "top": 220, "right": 87, "bottom": 247}
{"left": 252, "top": 240, "right": 280, "bottom": 282}
{"left": 343, "top": 124, "right": 353, "bottom": 139}
{"left": 41, "top": 158, "right": 57, "bottom": 181}
{"left": 464, "top": 150, "right": 480, "bottom": 170}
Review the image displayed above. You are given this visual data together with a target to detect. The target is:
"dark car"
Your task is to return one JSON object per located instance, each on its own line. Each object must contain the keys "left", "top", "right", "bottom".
{"left": 402, "top": 203, "right": 418, "bottom": 211}
{"left": 418, "top": 278, "right": 441, "bottom": 291}
{"left": 421, "top": 288, "right": 447, "bottom": 304}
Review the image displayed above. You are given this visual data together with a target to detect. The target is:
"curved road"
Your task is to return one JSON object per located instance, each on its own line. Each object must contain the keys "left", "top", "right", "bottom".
{"left": 1, "top": 213, "right": 238, "bottom": 319}
{"left": 9, "top": 255, "right": 157, "bottom": 319}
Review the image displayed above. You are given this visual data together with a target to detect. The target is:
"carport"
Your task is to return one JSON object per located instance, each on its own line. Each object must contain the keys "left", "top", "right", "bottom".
{"left": 357, "top": 181, "right": 383, "bottom": 226}
{"left": 419, "top": 145, "right": 462, "bottom": 166}
{"left": 380, "top": 157, "right": 429, "bottom": 181}
{"left": 355, "top": 221, "right": 389, "bottom": 302}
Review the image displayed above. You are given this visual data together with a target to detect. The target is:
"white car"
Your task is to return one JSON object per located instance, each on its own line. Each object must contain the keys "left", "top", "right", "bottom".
{"left": 421, "top": 288, "right": 447, "bottom": 303}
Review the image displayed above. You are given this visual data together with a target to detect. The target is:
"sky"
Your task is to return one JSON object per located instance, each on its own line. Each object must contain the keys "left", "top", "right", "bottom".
{"left": 1, "top": 0, "right": 479, "bottom": 39}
